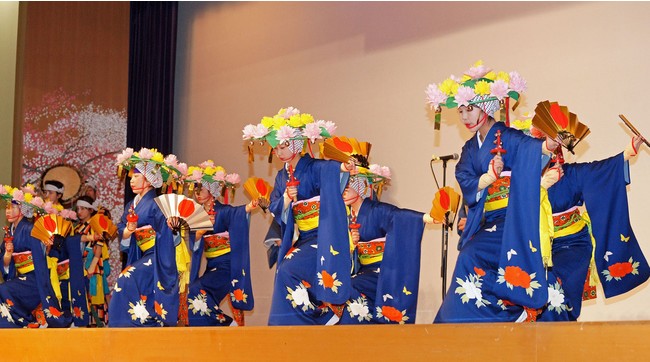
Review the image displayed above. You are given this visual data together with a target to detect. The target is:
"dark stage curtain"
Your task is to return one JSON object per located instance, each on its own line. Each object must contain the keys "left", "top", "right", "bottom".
{"left": 125, "top": 1, "right": 178, "bottom": 202}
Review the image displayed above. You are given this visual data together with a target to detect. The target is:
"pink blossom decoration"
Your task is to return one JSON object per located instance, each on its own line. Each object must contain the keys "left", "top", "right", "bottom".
{"left": 454, "top": 86, "right": 476, "bottom": 107}
{"left": 0, "top": 187, "right": 6, "bottom": 195}
{"left": 22, "top": 184, "right": 36, "bottom": 194}
{"left": 189, "top": 169, "right": 203, "bottom": 181}
{"left": 116, "top": 147, "right": 134, "bottom": 165}
{"left": 225, "top": 173, "right": 241, "bottom": 185}
{"left": 508, "top": 71, "right": 527, "bottom": 93}
{"left": 213, "top": 170, "right": 226, "bottom": 182}
{"left": 253, "top": 124, "right": 270, "bottom": 139}
{"left": 276, "top": 125, "right": 297, "bottom": 144}
{"left": 490, "top": 79, "right": 509, "bottom": 100}
{"left": 369, "top": 164, "right": 382, "bottom": 175}
{"left": 31, "top": 197, "right": 45, "bottom": 208}
{"left": 176, "top": 163, "right": 188, "bottom": 176}
{"left": 466, "top": 64, "right": 491, "bottom": 79}
{"left": 242, "top": 124, "right": 256, "bottom": 140}
{"left": 279, "top": 107, "right": 300, "bottom": 119}
{"left": 380, "top": 166, "right": 391, "bottom": 179}
{"left": 44, "top": 201, "right": 57, "bottom": 214}
{"left": 303, "top": 123, "right": 323, "bottom": 143}
{"left": 12, "top": 189, "right": 24, "bottom": 202}
{"left": 139, "top": 148, "right": 154, "bottom": 160}
{"left": 60, "top": 209, "right": 78, "bottom": 220}
{"left": 164, "top": 154, "right": 179, "bottom": 167}
{"left": 199, "top": 160, "right": 215, "bottom": 169}
{"left": 425, "top": 84, "right": 447, "bottom": 108}
{"left": 316, "top": 120, "right": 337, "bottom": 136}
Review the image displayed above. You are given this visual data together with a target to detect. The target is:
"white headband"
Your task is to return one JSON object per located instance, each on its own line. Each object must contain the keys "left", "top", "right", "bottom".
{"left": 76, "top": 199, "right": 98, "bottom": 211}
{"left": 43, "top": 183, "right": 64, "bottom": 194}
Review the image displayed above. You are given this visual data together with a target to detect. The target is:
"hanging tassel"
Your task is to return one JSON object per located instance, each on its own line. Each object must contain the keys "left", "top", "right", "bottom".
{"left": 434, "top": 108, "right": 441, "bottom": 130}
{"left": 504, "top": 97, "right": 510, "bottom": 127}
{"left": 500, "top": 99, "right": 506, "bottom": 123}
{"left": 307, "top": 141, "right": 315, "bottom": 158}
{"left": 267, "top": 147, "right": 273, "bottom": 163}
{"left": 248, "top": 144, "right": 254, "bottom": 163}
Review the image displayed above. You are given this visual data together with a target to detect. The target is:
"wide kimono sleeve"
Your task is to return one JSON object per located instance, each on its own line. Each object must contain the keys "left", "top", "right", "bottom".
{"left": 150, "top": 199, "right": 180, "bottom": 326}
{"left": 365, "top": 201, "right": 425, "bottom": 324}
{"left": 213, "top": 201, "right": 254, "bottom": 311}
{"left": 564, "top": 153, "right": 650, "bottom": 297}
{"left": 20, "top": 224, "right": 71, "bottom": 327}
{"left": 492, "top": 126, "right": 549, "bottom": 309}
{"left": 65, "top": 234, "right": 89, "bottom": 326}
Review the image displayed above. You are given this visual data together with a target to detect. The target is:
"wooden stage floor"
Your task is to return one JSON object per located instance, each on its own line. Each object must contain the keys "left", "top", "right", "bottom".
{"left": 5, "top": 321, "right": 648, "bottom": 360}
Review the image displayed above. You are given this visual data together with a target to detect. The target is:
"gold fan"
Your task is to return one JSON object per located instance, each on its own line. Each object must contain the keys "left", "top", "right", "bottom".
{"left": 32, "top": 214, "right": 74, "bottom": 246}
{"left": 532, "top": 100, "right": 590, "bottom": 154}
{"left": 88, "top": 213, "right": 118, "bottom": 240}
{"left": 321, "top": 136, "right": 372, "bottom": 166}
{"left": 243, "top": 177, "right": 273, "bottom": 212}
{"left": 429, "top": 186, "right": 462, "bottom": 227}
{"left": 154, "top": 194, "right": 213, "bottom": 233}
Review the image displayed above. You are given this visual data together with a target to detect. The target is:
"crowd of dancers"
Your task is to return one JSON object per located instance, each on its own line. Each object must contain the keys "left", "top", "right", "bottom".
{"left": 0, "top": 61, "right": 647, "bottom": 328}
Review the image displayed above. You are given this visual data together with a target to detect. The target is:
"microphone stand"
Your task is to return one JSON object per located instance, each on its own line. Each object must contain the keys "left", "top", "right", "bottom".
{"left": 440, "top": 158, "right": 450, "bottom": 301}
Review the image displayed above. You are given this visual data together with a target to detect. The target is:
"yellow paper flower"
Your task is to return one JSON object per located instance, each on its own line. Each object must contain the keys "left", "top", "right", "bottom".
{"left": 272, "top": 115, "right": 286, "bottom": 129}
{"left": 187, "top": 166, "right": 200, "bottom": 176}
{"left": 301, "top": 113, "right": 314, "bottom": 125}
{"left": 54, "top": 204, "right": 64, "bottom": 212}
{"left": 276, "top": 108, "right": 287, "bottom": 117}
{"left": 288, "top": 114, "right": 303, "bottom": 128}
{"left": 483, "top": 71, "right": 496, "bottom": 81}
{"left": 496, "top": 71, "right": 510, "bottom": 83}
{"left": 215, "top": 166, "right": 226, "bottom": 174}
{"left": 511, "top": 119, "right": 532, "bottom": 132}
{"left": 261, "top": 116, "right": 274, "bottom": 129}
{"left": 439, "top": 78, "right": 460, "bottom": 96}
{"left": 460, "top": 74, "right": 472, "bottom": 82}
{"left": 152, "top": 152, "right": 164, "bottom": 163}
{"left": 24, "top": 193, "right": 33, "bottom": 203}
{"left": 204, "top": 166, "right": 217, "bottom": 176}
{"left": 474, "top": 80, "right": 491, "bottom": 96}
{"left": 4, "top": 185, "right": 14, "bottom": 194}
{"left": 473, "top": 60, "right": 484, "bottom": 67}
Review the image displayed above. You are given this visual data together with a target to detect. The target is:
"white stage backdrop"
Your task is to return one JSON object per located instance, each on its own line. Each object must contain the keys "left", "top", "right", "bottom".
{"left": 174, "top": 2, "right": 650, "bottom": 325}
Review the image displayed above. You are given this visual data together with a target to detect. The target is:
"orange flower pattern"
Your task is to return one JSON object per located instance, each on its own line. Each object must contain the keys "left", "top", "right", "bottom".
{"left": 497, "top": 266, "right": 541, "bottom": 297}
{"left": 602, "top": 257, "right": 640, "bottom": 281}
{"left": 375, "top": 305, "right": 408, "bottom": 324}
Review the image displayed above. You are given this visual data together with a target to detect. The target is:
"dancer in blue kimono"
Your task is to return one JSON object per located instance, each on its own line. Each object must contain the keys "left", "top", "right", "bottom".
{"left": 243, "top": 107, "right": 354, "bottom": 325}
{"left": 0, "top": 187, "right": 70, "bottom": 328}
{"left": 110, "top": 148, "right": 180, "bottom": 327}
{"left": 426, "top": 62, "right": 560, "bottom": 323}
{"left": 334, "top": 159, "right": 432, "bottom": 325}
{"left": 185, "top": 162, "right": 259, "bottom": 326}
{"left": 535, "top": 133, "right": 650, "bottom": 321}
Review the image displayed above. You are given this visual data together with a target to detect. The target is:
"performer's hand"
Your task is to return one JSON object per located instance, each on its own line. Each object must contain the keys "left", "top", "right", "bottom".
{"left": 166, "top": 216, "right": 179, "bottom": 230}
{"left": 350, "top": 229, "right": 360, "bottom": 245}
{"left": 126, "top": 221, "right": 137, "bottom": 233}
{"left": 458, "top": 217, "right": 467, "bottom": 232}
{"left": 195, "top": 229, "right": 207, "bottom": 240}
{"left": 625, "top": 135, "right": 646, "bottom": 160}
{"left": 545, "top": 136, "right": 561, "bottom": 152}
{"left": 257, "top": 197, "right": 270, "bottom": 211}
{"left": 285, "top": 186, "right": 298, "bottom": 201}
{"left": 341, "top": 159, "right": 358, "bottom": 175}
{"left": 4, "top": 241, "right": 13, "bottom": 254}
{"left": 489, "top": 154, "right": 504, "bottom": 178}
{"left": 541, "top": 165, "right": 564, "bottom": 189}
{"left": 423, "top": 214, "right": 436, "bottom": 224}
{"left": 245, "top": 198, "right": 259, "bottom": 213}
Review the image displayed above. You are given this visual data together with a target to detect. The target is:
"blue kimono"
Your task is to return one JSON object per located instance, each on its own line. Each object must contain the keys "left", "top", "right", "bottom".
{"left": 187, "top": 201, "right": 253, "bottom": 326}
{"left": 338, "top": 199, "right": 425, "bottom": 325}
{"left": 267, "top": 154, "right": 351, "bottom": 325}
{"left": 0, "top": 218, "right": 70, "bottom": 328}
{"left": 540, "top": 153, "right": 650, "bottom": 321}
{"left": 108, "top": 189, "right": 178, "bottom": 327}
{"left": 436, "top": 122, "right": 546, "bottom": 323}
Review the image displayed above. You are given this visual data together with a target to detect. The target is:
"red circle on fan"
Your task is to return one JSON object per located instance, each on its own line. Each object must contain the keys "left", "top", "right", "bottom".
{"left": 44, "top": 215, "right": 57, "bottom": 233}
{"left": 178, "top": 199, "right": 195, "bottom": 218}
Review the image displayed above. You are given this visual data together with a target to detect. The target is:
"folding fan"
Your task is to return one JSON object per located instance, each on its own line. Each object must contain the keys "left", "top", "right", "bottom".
{"left": 532, "top": 100, "right": 590, "bottom": 154}
{"left": 243, "top": 177, "right": 273, "bottom": 212}
{"left": 429, "top": 186, "right": 462, "bottom": 227}
{"left": 154, "top": 194, "right": 213, "bottom": 233}
{"left": 32, "top": 214, "right": 74, "bottom": 246}
{"left": 321, "top": 136, "right": 372, "bottom": 165}
{"left": 88, "top": 213, "right": 118, "bottom": 240}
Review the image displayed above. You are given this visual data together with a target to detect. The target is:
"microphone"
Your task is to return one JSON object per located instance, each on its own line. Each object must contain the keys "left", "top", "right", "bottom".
{"left": 432, "top": 153, "right": 459, "bottom": 162}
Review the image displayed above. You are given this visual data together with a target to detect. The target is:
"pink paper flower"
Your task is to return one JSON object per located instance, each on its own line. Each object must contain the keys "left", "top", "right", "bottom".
{"left": 199, "top": 160, "right": 215, "bottom": 169}
{"left": 454, "top": 86, "right": 476, "bottom": 107}
{"left": 31, "top": 196, "right": 45, "bottom": 208}
{"left": 225, "top": 173, "right": 241, "bottom": 185}
{"left": 490, "top": 79, "right": 509, "bottom": 100}
{"left": 279, "top": 107, "right": 300, "bottom": 119}
{"left": 303, "top": 123, "right": 323, "bottom": 143}
{"left": 189, "top": 169, "right": 203, "bottom": 181}
{"left": 213, "top": 170, "right": 226, "bottom": 182}
{"left": 164, "top": 154, "right": 179, "bottom": 167}
{"left": 276, "top": 125, "right": 297, "bottom": 144}
{"left": 116, "top": 147, "right": 134, "bottom": 165}
{"left": 139, "top": 148, "right": 154, "bottom": 160}
{"left": 242, "top": 124, "right": 256, "bottom": 140}
{"left": 44, "top": 201, "right": 57, "bottom": 214}
{"left": 12, "top": 189, "right": 24, "bottom": 202}
{"left": 425, "top": 84, "right": 448, "bottom": 108}
{"left": 466, "top": 64, "right": 491, "bottom": 79}
{"left": 60, "top": 209, "right": 78, "bottom": 220}
{"left": 22, "top": 184, "right": 36, "bottom": 194}
{"left": 253, "top": 124, "right": 270, "bottom": 139}
{"left": 316, "top": 120, "right": 337, "bottom": 136}
{"left": 508, "top": 71, "right": 527, "bottom": 93}
{"left": 380, "top": 166, "right": 391, "bottom": 179}
{"left": 369, "top": 164, "right": 382, "bottom": 175}
{"left": 176, "top": 163, "right": 188, "bottom": 176}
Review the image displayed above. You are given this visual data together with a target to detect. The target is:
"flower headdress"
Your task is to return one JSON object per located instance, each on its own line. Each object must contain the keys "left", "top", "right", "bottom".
{"left": 425, "top": 60, "right": 527, "bottom": 129}
{"left": 115, "top": 147, "right": 187, "bottom": 193}
{"left": 0, "top": 184, "right": 59, "bottom": 218}
{"left": 242, "top": 107, "right": 337, "bottom": 153}
{"left": 320, "top": 136, "right": 391, "bottom": 200}
{"left": 185, "top": 160, "right": 241, "bottom": 203}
